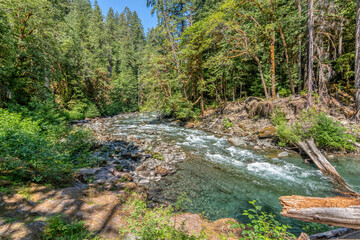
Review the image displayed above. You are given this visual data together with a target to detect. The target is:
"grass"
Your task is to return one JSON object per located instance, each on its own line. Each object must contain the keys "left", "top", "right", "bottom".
{"left": 42, "top": 215, "right": 100, "bottom": 240}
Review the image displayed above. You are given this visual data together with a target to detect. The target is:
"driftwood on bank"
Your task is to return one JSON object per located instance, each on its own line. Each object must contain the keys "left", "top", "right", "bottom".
{"left": 280, "top": 196, "right": 360, "bottom": 229}
{"left": 296, "top": 138, "right": 359, "bottom": 196}
{"left": 279, "top": 138, "right": 360, "bottom": 229}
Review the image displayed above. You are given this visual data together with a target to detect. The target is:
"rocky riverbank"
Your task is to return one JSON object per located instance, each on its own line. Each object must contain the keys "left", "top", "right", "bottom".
{"left": 0, "top": 113, "right": 242, "bottom": 240}
{"left": 184, "top": 96, "right": 360, "bottom": 157}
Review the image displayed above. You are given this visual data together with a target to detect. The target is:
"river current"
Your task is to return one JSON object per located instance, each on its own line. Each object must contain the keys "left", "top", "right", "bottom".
{"left": 108, "top": 113, "right": 360, "bottom": 232}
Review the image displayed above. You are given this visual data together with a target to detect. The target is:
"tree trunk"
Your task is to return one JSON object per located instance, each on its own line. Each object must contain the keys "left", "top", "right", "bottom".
{"left": 296, "top": 139, "right": 358, "bottom": 196}
{"left": 307, "top": 0, "right": 314, "bottom": 105}
{"left": 161, "top": 0, "right": 186, "bottom": 98}
{"left": 355, "top": 0, "right": 360, "bottom": 120}
{"left": 270, "top": 35, "right": 276, "bottom": 99}
{"left": 298, "top": 0, "right": 302, "bottom": 93}
{"left": 339, "top": 17, "right": 343, "bottom": 57}
{"left": 280, "top": 195, "right": 360, "bottom": 229}
{"left": 279, "top": 28, "right": 295, "bottom": 95}
{"left": 253, "top": 54, "right": 269, "bottom": 101}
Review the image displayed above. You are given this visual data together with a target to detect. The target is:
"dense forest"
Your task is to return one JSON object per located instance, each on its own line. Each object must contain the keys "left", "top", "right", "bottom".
{"left": 1, "top": 0, "right": 360, "bottom": 239}
{"left": 1, "top": 0, "right": 359, "bottom": 120}
{"left": 0, "top": 0, "right": 144, "bottom": 118}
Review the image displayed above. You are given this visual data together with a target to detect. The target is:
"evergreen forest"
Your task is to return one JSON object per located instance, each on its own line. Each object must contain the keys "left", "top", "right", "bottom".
{"left": 1, "top": 0, "right": 360, "bottom": 239}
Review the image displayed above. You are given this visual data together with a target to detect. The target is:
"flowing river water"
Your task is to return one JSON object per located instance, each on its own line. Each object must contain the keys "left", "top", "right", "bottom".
{"left": 107, "top": 114, "right": 360, "bottom": 233}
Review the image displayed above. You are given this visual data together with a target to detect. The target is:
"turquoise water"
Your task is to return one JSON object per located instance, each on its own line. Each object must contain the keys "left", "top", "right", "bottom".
{"left": 110, "top": 114, "right": 360, "bottom": 233}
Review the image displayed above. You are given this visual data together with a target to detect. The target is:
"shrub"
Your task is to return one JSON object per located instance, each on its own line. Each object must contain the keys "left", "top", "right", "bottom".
{"left": 311, "top": 114, "right": 357, "bottom": 152}
{"left": 270, "top": 108, "right": 287, "bottom": 126}
{"left": 230, "top": 200, "right": 295, "bottom": 240}
{"left": 301, "top": 222, "right": 337, "bottom": 235}
{"left": 84, "top": 103, "right": 101, "bottom": 119}
{"left": 276, "top": 122, "right": 301, "bottom": 147}
{"left": 0, "top": 108, "right": 94, "bottom": 185}
{"left": 223, "top": 118, "right": 233, "bottom": 129}
{"left": 164, "top": 96, "right": 199, "bottom": 121}
{"left": 120, "top": 197, "right": 204, "bottom": 239}
{"left": 273, "top": 109, "right": 358, "bottom": 152}
{"left": 42, "top": 215, "right": 98, "bottom": 240}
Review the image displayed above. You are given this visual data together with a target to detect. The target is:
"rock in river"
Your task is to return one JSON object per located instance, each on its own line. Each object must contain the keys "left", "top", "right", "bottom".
{"left": 278, "top": 151, "right": 289, "bottom": 158}
{"left": 258, "top": 125, "right": 276, "bottom": 139}
{"left": 228, "top": 137, "right": 245, "bottom": 146}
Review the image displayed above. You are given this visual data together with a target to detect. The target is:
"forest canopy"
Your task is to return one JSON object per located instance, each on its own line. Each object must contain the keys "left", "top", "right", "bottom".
{"left": 0, "top": 0, "right": 359, "bottom": 120}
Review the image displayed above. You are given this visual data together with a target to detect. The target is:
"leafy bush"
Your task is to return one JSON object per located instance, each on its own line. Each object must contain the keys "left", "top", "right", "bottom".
{"left": 64, "top": 100, "right": 88, "bottom": 120}
{"left": 43, "top": 215, "right": 99, "bottom": 240}
{"left": 270, "top": 108, "right": 287, "bottom": 126}
{"left": 63, "top": 100, "right": 102, "bottom": 120}
{"left": 0, "top": 108, "right": 94, "bottom": 185}
{"left": 301, "top": 222, "right": 337, "bottom": 235}
{"left": 85, "top": 103, "right": 101, "bottom": 118}
{"left": 223, "top": 118, "right": 233, "bottom": 129}
{"left": 273, "top": 109, "right": 358, "bottom": 152}
{"left": 275, "top": 122, "right": 301, "bottom": 147}
{"left": 120, "top": 197, "right": 204, "bottom": 239}
{"left": 164, "top": 96, "right": 199, "bottom": 121}
{"left": 311, "top": 114, "right": 357, "bottom": 152}
{"left": 230, "top": 200, "right": 295, "bottom": 240}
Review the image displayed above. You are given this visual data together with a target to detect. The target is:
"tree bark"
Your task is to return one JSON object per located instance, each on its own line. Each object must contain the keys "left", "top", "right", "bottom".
{"left": 279, "top": 28, "right": 295, "bottom": 95}
{"left": 160, "top": 0, "right": 187, "bottom": 98}
{"left": 270, "top": 35, "right": 276, "bottom": 99}
{"left": 307, "top": 0, "right": 314, "bottom": 105}
{"left": 296, "top": 139, "right": 358, "bottom": 196}
{"left": 280, "top": 195, "right": 360, "bottom": 229}
{"left": 355, "top": 0, "right": 360, "bottom": 120}
{"left": 298, "top": 0, "right": 302, "bottom": 93}
{"left": 339, "top": 17, "right": 343, "bottom": 57}
{"left": 253, "top": 54, "right": 269, "bottom": 101}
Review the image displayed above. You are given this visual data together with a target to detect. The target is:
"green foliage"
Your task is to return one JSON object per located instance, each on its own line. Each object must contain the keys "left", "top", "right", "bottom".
{"left": 42, "top": 215, "right": 99, "bottom": 240}
{"left": 0, "top": 107, "right": 94, "bottom": 185}
{"left": 311, "top": 114, "right": 357, "bottom": 152}
{"left": 120, "top": 197, "right": 205, "bottom": 239}
{"left": 230, "top": 200, "right": 295, "bottom": 240}
{"left": 275, "top": 122, "right": 301, "bottom": 147}
{"left": 301, "top": 222, "right": 337, "bottom": 235}
{"left": 223, "top": 118, "right": 233, "bottom": 129}
{"left": 163, "top": 96, "right": 199, "bottom": 121}
{"left": 270, "top": 108, "right": 287, "bottom": 126}
{"left": 85, "top": 103, "right": 101, "bottom": 119}
{"left": 273, "top": 109, "right": 357, "bottom": 152}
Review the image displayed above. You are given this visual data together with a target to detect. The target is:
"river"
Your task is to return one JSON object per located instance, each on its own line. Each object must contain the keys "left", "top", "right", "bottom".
{"left": 106, "top": 113, "right": 360, "bottom": 233}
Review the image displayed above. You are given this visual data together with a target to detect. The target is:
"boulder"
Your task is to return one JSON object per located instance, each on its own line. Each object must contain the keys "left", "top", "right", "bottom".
{"left": 154, "top": 166, "right": 171, "bottom": 176}
{"left": 228, "top": 137, "right": 245, "bottom": 146}
{"left": 170, "top": 120, "right": 182, "bottom": 126}
{"left": 278, "top": 151, "right": 289, "bottom": 158}
{"left": 258, "top": 125, "right": 276, "bottom": 139}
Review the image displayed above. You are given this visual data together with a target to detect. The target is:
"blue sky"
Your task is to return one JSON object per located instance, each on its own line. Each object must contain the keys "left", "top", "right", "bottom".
{"left": 90, "top": 0, "right": 158, "bottom": 32}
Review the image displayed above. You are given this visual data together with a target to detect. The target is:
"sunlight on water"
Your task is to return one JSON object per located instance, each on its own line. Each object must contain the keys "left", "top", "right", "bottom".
{"left": 108, "top": 113, "right": 360, "bottom": 233}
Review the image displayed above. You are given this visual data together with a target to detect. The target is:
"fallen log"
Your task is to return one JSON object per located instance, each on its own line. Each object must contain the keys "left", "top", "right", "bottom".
{"left": 296, "top": 139, "right": 359, "bottom": 196}
{"left": 280, "top": 196, "right": 360, "bottom": 229}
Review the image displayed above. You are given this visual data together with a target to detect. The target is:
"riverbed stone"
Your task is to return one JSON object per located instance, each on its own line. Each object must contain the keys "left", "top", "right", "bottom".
{"left": 258, "top": 125, "right": 276, "bottom": 139}
{"left": 228, "top": 137, "right": 245, "bottom": 146}
{"left": 155, "top": 166, "right": 171, "bottom": 176}
{"left": 278, "top": 151, "right": 289, "bottom": 158}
